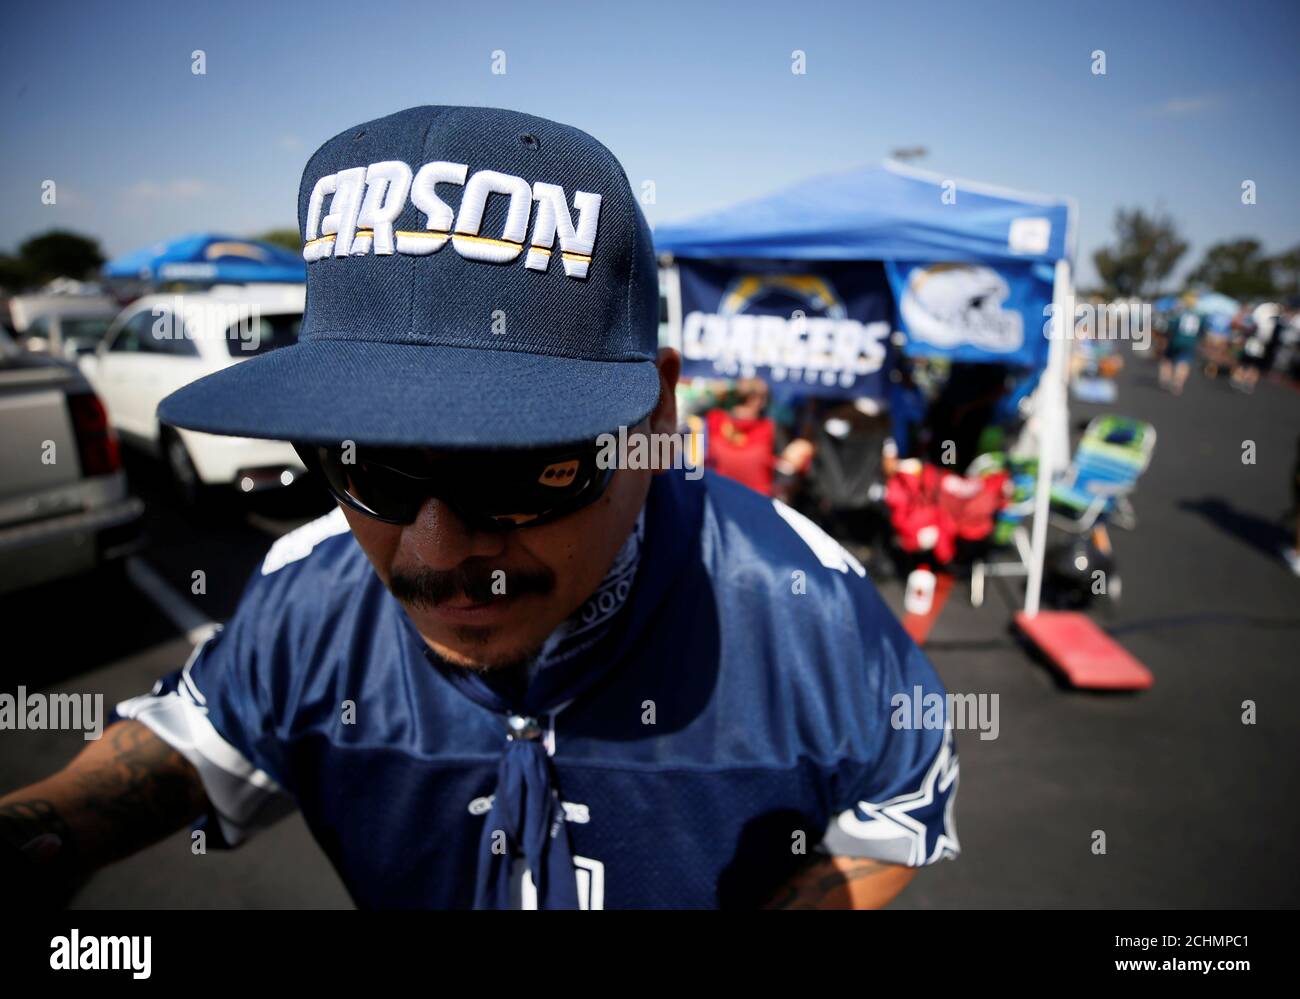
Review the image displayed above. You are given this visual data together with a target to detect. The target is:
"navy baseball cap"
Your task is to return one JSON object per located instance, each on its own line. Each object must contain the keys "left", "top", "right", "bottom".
{"left": 157, "top": 105, "right": 662, "bottom": 449}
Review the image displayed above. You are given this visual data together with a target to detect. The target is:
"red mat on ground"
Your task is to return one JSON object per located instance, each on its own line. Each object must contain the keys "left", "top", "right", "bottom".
{"left": 1014, "top": 610, "right": 1154, "bottom": 690}
{"left": 902, "top": 573, "right": 954, "bottom": 646}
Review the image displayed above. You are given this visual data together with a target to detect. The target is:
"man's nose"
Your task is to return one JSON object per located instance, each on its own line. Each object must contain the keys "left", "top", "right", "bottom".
{"left": 403, "top": 496, "right": 507, "bottom": 570}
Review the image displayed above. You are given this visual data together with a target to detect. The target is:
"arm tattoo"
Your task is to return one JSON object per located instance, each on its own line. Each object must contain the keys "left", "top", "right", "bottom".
{"left": 766, "top": 855, "right": 897, "bottom": 910}
{"left": 67, "top": 721, "right": 210, "bottom": 865}
{"left": 0, "top": 722, "right": 208, "bottom": 875}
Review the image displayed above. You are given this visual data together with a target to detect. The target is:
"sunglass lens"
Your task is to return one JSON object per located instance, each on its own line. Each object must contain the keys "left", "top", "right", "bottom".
{"left": 297, "top": 444, "right": 426, "bottom": 523}
{"left": 296, "top": 441, "right": 612, "bottom": 529}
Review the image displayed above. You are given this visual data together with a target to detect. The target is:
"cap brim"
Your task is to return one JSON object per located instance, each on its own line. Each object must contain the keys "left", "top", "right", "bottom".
{"left": 157, "top": 340, "right": 663, "bottom": 448}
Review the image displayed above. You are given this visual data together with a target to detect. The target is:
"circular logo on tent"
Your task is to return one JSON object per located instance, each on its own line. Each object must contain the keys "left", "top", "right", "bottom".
{"left": 717, "top": 273, "right": 847, "bottom": 318}
{"left": 204, "top": 241, "right": 270, "bottom": 262}
{"left": 900, "top": 264, "right": 1023, "bottom": 353}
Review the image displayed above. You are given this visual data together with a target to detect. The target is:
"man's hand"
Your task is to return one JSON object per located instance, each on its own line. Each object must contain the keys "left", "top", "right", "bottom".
{"left": 0, "top": 719, "right": 210, "bottom": 907}
{"left": 764, "top": 854, "right": 918, "bottom": 909}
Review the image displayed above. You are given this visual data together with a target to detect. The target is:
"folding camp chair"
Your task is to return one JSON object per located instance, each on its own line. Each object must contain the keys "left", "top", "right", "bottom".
{"left": 968, "top": 417, "right": 1154, "bottom": 608}
{"left": 970, "top": 521, "right": 1034, "bottom": 608}
{"left": 967, "top": 452, "right": 1036, "bottom": 608}
{"left": 1048, "top": 415, "right": 1156, "bottom": 533}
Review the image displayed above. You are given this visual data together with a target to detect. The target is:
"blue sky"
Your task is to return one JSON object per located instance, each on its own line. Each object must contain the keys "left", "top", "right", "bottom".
{"left": 1, "top": 0, "right": 1296, "bottom": 287}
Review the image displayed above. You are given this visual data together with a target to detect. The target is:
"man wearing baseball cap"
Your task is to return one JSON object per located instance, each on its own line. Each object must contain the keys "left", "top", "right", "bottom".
{"left": 0, "top": 106, "right": 958, "bottom": 909}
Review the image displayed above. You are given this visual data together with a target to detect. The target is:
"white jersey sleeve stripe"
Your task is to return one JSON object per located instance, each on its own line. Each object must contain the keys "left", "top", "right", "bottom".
{"left": 114, "top": 688, "right": 287, "bottom": 846}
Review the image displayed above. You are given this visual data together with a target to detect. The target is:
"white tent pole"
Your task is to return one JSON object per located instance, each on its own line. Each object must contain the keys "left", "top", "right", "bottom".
{"left": 1024, "top": 258, "right": 1071, "bottom": 617}
{"left": 660, "top": 255, "right": 683, "bottom": 354}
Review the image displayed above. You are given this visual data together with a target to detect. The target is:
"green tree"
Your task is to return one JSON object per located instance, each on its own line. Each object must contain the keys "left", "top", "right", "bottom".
{"left": 17, "top": 230, "right": 105, "bottom": 286}
{"left": 1270, "top": 245, "right": 1300, "bottom": 299}
{"left": 1093, "top": 208, "right": 1188, "bottom": 299}
{"left": 0, "top": 254, "right": 32, "bottom": 293}
{"left": 1187, "top": 239, "right": 1276, "bottom": 300}
{"left": 253, "top": 229, "right": 303, "bottom": 252}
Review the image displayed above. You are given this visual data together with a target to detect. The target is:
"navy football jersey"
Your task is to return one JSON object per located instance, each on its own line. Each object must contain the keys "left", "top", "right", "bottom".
{"left": 114, "top": 469, "right": 959, "bottom": 908}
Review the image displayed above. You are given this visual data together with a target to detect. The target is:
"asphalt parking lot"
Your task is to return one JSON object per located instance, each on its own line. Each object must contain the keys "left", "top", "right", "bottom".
{"left": 896, "top": 352, "right": 1300, "bottom": 909}
{"left": 2, "top": 348, "right": 1297, "bottom": 908}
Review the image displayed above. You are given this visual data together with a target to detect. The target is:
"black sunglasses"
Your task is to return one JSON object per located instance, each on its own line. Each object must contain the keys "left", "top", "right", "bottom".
{"left": 293, "top": 439, "right": 614, "bottom": 531}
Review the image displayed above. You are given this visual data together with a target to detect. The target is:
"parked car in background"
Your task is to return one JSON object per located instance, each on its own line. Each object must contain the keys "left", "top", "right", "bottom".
{"left": 80, "top": 283, "right": 307, "bottom": 502}
{"left": 0, "top": 325, "right": 143, "bottom": 595}
{"left": 7, "top": 289, "right": 120, "bottom": 359}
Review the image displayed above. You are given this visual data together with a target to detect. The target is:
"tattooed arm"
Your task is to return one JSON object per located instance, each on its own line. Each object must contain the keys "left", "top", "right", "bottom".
{"left": 0, "top": 719, "right": 209, "bottom": 906}
{"left": 765, "top": 855, "right": 918, "bottom": 909}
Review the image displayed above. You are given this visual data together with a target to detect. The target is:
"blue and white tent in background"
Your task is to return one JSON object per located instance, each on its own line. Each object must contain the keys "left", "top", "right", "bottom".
{"left": 1191, "top": 291, "right": 1240, "bottom": 317}
{"left": 655, "top": 159, "right": 1075, "bottom": 370}
{"left": 104, "top": 233, "right": 306, "bottom": 285}
{"left": 654, "top": 159, "right": 1074, "bottom": 265}
{"left": 654, "top": 159, "right": 1078, "bottom": 617}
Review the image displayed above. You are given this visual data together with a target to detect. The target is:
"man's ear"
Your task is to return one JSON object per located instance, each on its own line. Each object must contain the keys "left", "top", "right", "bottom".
{"left": 649, "top": 347, "right": 681, "bottom": 436}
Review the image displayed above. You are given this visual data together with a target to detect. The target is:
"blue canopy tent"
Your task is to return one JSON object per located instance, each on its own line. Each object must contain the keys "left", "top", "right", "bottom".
{"left": 655, "top": 159, "right": 1078, "bottom": 616}
{"left": 655, "top": 159, "right": 1073, "bottom": 264}
{"left": 1191, "top": 291, "right": 1240, "bottom": 317}
{"left": 103, "top": 233, "right": 306, "bottom": 285}
{"left": 655, "top": 160, "right": 1073, "bottom": 372}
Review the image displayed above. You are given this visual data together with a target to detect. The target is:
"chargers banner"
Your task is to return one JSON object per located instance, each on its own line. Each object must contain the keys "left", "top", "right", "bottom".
{"left": 676, "top": 259, "right": 893, "bottom": 400}
{"left": 886, "top": 259, "right": 1053, "bottom": 368}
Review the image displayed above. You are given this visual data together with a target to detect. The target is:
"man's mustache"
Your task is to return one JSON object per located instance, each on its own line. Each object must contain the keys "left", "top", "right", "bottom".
{"left": 388, "top": 559, "right": 555, "bottom": 607}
